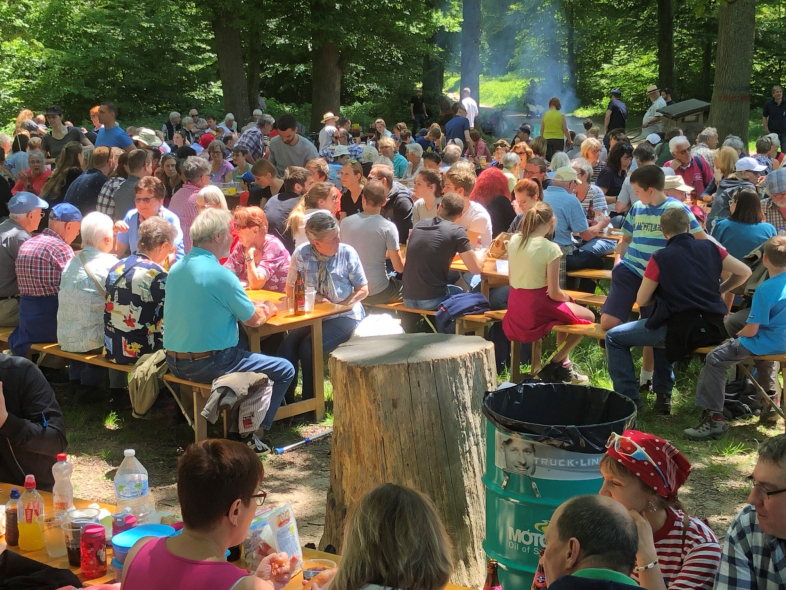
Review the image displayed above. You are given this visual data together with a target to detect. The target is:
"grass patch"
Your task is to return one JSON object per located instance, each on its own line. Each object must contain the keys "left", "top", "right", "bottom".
{"left": 445, "top": 74, "right": 530, "bottom": 108}
{"left": 104, "top": 411, "right": 120, "bottom": 431}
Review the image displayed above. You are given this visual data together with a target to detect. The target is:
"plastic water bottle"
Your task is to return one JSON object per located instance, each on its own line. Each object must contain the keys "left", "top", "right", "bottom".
{"left": 114, "top": 449, "right": 155, "bottom": 524}
{"left": 17, "top": 475, "right": 45, "bottom": 551}
{"left": 52, "top": 453, "right": 74, "bottom": 511}
{"left": 779, "top": 227, "right": 786, "bottom": 237}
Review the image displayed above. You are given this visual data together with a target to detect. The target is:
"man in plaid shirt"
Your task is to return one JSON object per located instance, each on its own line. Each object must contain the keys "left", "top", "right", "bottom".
{"left": 234, "top": 114, "right": 275, "bottom": 165}
{"left": 762, "top": 169, "right": 786, "bottom": 230}
{"left": 9, "top": 203, "right": 82, "bottom": 356}
{"left": 716, "top": 433, "right": 786, "bottom": 588}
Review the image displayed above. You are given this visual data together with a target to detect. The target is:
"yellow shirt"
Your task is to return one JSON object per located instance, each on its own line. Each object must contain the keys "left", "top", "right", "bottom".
{"left": 508, "top": 235, "right": 562, "bottom": 289}
{"left": 542, "top": 109, "right": 564, "bottom": 139}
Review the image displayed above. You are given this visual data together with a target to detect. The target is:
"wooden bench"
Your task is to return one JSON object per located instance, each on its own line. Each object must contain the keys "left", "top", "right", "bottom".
{"left": 367, "top": 302, "right": 491, "bottom": 336}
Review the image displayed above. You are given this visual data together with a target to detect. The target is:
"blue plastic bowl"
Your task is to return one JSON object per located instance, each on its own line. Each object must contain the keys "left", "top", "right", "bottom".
{"left": 112, "top": 524, "right": 175, "bottom": 564}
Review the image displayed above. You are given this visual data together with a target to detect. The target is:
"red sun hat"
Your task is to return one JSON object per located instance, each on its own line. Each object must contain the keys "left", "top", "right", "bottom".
{"left": 605, "top": 429, "right": 691, "bottom": 500}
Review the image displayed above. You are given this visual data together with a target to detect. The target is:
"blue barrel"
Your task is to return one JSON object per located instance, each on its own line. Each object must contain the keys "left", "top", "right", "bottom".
{"left": 482, "top": 382, "right": 636, "bottom": 590}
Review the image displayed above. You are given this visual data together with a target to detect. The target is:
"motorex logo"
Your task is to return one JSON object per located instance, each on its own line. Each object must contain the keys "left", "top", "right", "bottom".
{"left": 507, "top": 520, "right": 549, "bottom": 553}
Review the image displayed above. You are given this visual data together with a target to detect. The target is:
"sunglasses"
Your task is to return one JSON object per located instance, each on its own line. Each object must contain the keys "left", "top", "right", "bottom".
{"left": 135, "top": 197, "right": 156, "bottom": 204}
{"left": 606, "top": 432, "right": 669, "bottom": 491}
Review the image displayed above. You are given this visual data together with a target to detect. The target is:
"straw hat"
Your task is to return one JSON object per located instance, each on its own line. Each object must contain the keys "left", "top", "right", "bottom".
{"left": 321, "top": 112, "right": 338, "bottom": 124}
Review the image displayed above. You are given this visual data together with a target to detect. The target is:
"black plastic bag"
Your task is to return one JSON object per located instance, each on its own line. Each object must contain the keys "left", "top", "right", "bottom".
{"left": 483, "top": 381, "right": 636, "bottom": 454}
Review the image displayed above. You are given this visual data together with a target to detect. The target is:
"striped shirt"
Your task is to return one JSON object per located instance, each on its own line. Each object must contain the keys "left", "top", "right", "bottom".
{"left": 621, "top": 197, "right": 701, "bottom": 277}
{"left": 630, "top": 508, "right": 721, "bottom": 590}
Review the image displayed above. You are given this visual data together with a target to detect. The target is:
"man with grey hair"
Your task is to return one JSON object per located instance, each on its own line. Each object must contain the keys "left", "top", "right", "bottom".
{"left": 188, "top": 108, "right": 207, "bottom": 130}
{"left": 502, "top": 152, "right": 520, "bottom": 191}
{"left": 162, "top": 111, "right": 181, "bottom": 142}
{"left": 666, "top": 135, "right": 713, "bottom": 196}
{"left": 440, "top": 144, "right": 462, "bottom": 172}
{"left": 691, "top": 127, "right": 719, "bottom": 171}
{"left": 716, "top": 433, "right": 786, "bottom": 588}
{"left": 235, "top": 113, "right": 276, "bottom": 164}
{"left": 169, "top": 156, "right": 210, "bottom": 253}
{"left": 401, "top": 142, "right": 424, "bottom": 186}
{"left": 723, "top": 134, "right": 746, "bottom": 157}
{"left": 0, "top": 193, "right": 48, "bottom": 326}
{"left": 164, "top": 208, "right": 295, "bottom": 454}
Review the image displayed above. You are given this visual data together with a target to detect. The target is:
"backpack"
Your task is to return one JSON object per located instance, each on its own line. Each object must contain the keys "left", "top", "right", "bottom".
{"left": 723, "top": 378, "right": 764, "bottom": 420}
{"left": 434, "top": 292, "right": 490, "bottom": 334}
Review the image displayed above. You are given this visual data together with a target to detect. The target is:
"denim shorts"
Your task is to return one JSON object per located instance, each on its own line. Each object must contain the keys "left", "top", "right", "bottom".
{"left": 601, "top": 263, "right": 652, "bottom": 322}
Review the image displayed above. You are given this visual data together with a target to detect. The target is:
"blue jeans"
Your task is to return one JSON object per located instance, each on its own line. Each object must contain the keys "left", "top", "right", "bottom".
{"left": 277, "top": 316, "right": 359, "bottom": 401}
{"left": 69, "top": 361, "right": 105, "bottom": 387}
{"left": 579, "top": 237, "right": 616, "bottom": 257}
{"left": 404, "top": 285, "right": 463, "bottom": 311}
{"left": 166, "top": 347, "right": 295, "bottom": 430}
{"left": 605, "top": 319, "right": 674, "bottom": 402}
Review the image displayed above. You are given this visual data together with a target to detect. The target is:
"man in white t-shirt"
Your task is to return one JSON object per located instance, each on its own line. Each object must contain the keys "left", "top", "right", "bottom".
{"left": 318, "top": 112, "right": 338, "bottom": 152}
{"left": 642, "top": 84, "right": 667, "bottom": 134}
{"left": 443, "top": 166, "right": 491, "bottom": 247}
{"left": 461, "top": 87, "right": 479, "bottom": 129}
{"left": 339, "top": 180, "right": 404, "bottom": 305}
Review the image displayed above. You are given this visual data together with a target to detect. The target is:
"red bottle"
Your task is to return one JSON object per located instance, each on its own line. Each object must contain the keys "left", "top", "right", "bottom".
{"left": 483, "top": 559, "right": 502, "bottom": 590}
{"left": 81, "top": 524, "right": 107, "bottom": 579}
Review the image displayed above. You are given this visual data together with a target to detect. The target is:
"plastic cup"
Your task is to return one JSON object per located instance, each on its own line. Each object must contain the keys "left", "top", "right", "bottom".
{"left": 304, "top": 289, "right": 316, "bottom": 313}
{"left": 62, "top": 521, "right": 83, "bottom": 567}
{"left": 302, "top": 558, "right": 336, "bottom": 581}
{"left": 68, "top": 508, "right": 100, "bottom": 523}
{"left": 37, "top": 511, "right": 67, "bottom": 557}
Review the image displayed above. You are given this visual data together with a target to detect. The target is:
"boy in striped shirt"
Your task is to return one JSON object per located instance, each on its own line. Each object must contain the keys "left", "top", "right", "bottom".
{"left": 600, "top": 167, "right": 706, "bottom": 394}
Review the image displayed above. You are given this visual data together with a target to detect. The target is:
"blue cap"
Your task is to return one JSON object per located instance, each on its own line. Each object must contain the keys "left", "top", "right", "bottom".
{"left": 610, "top": 89, "right": 622, "bottom": 96}
{"left": 49, "top": 202, "right": 83, "bottom": 222}
{"left": 8, "top": 192, "right": 49, "bottom": 214}
{"left": 241, "top": 171, "right": 255, "bottom": 184}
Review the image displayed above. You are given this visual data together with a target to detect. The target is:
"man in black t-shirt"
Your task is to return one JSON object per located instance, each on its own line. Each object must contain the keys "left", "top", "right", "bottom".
{"left": 402, "top": 193, "right": 486, "bottom": 310}
{"left": 262, "top": 166, "right": 313, "bottom": 253}
{"left": 660, "top": 88, "right": 676, "bottom": 106}
{"left": 604, "top": 90, "right": 627, "bottom": 149}
{"left": 763, "top": 85, "right": 786, "bottom": 151}
{"left": 410, "top": 90, "right": 427, "bottom": 128}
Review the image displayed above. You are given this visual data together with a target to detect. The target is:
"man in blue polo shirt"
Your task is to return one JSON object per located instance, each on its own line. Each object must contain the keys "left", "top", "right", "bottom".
{"left": 114, "top": 176, "right": 184, "bottom": 262}
{"left": 164, "top": 208, "right": 294, "bottom": 453}
{"left": 95, "top": 102, "right": 134, "bottom": 152}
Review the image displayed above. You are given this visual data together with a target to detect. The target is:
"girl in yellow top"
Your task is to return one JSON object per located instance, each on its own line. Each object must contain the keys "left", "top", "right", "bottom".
{"left": 502, "top": 202, "right": 595, "bottom": 382}
{"left": 540, "top": 97, "right": 573, "bottom": 160}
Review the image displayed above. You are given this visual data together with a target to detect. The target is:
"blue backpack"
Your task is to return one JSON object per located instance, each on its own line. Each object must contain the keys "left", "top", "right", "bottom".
{"left": 435, "top": 292, "right": 490, "bottom": 334}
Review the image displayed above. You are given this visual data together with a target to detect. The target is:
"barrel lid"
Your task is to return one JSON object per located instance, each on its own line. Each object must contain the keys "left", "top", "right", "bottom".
{"left": 112, "top": 524, "right": 175, "bottom": 549}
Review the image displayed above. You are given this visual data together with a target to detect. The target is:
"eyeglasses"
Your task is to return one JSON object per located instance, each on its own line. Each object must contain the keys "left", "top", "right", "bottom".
{"left": 606, "top": 432, "right": 670, "bottom": 491}
{"left": 748, "top": 476, "right": 786, "bottom": 499}
{"left": 135, "top": 197, "right": 155, "bottom": 204}
{"left": 249, "top": 490, "right": 267, "bottom": 506}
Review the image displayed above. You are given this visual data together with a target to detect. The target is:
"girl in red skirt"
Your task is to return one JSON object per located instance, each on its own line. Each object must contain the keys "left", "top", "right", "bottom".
{"left": 502, "top": 201, "right": 595, "bottom": 383}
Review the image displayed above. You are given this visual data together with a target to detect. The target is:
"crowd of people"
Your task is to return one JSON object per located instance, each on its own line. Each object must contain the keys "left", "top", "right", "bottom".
{"left": 2, "top": 84, "right": 786, "bottom": 588}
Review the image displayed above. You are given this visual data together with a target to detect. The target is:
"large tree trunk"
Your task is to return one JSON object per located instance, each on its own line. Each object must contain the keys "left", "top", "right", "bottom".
{"left": 212, "top": 11, "right": 251, "bottom": 123}
{"left": 246, "top": 30, "right": 263, "bottom": 115}
{"left": 707, "top": 0, "right": 756, "bottom": 146}
{"left": 657, "top": 0, "right": 675, "bottom": 94}
{"left": 701, "top": 35, "right": 714, "bottom": 102}
{"left": 565, "top": 5, "right": 576, "bottom": 90}
{"left": 310, "top": 42, "right": 342, "bottom": 132}
{"left": 322, "top": 334, "right": 496, "bottom": 588}
{"left": 460, "top": 0, "right": 481, "bottom": 105}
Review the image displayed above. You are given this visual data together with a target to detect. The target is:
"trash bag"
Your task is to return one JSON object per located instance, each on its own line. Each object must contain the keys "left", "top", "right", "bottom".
{"left": 483, "top": 381, "right": 636, "bottom": 454}
{"left": 723, "top": 378, "right": 764, "bottom": 421}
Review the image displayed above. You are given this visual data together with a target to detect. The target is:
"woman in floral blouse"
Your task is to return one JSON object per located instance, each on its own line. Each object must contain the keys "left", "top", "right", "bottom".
{"left": 224, "top": 206, "right": 290, "bottom": 292}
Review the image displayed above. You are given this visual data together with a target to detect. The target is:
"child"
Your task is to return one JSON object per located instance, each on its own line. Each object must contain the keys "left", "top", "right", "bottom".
{"left": 411, "top": 169, "right": 442, "bottom": 224}
{"left": 285, "top": 182, "right": 337, "bottom": 248}
{"left": 688, "top": 236, "right": 786, "bottom": 440}
{"left": 600, "top": 166, "right": 705, "bottom": 391}
{"left": 503, "top": 202, "right": 595, "bottom": 384}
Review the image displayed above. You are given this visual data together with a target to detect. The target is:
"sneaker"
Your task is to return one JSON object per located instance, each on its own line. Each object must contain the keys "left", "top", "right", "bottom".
{"left": 552, "top": 362, "right": 589, "bottom": 385}
{"left": 535, "top": 362, "right": 559, "bottom": 382}
{"left": 244, "top": 433, "right": 271, "bottom": 456}
{"left": 654, "top": 393, "right": 672, "bottom": 415}
{"left": 639, "top": 380, "right": 653, "bottom": 395}
{"left": 684, "top": 411, "right": 728, "bottom": 441}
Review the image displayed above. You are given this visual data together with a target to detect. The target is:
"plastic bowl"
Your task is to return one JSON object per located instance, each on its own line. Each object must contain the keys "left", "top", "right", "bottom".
{"left": 111, "top": 558, "right": 123, "bottom": 580}
{"left": 112, "top": 524, "right": 175, "bottom": 564}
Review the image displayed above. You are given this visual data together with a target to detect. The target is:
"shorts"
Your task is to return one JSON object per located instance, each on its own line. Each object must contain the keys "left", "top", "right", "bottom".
{"left": 601, "top": 263, "right": 652, "bottom": 323}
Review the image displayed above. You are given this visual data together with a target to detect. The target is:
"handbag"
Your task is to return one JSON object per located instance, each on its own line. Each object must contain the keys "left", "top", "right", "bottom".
{"left": 488, "top": 232, "right": 512, "bottom": 259}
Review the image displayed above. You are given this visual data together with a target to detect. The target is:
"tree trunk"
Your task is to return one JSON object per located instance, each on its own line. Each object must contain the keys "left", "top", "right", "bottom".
{"left": 423, "top": 30, "right": 445, "bottom": 98}
{"left": 565, "top": 5, "right": 576, "bottom": 90}
{"left": 246, "top": 30, "right": 263, "bottom": 115}
{"left": 322, "top": 334, "right": 496, "bottom": 588}
{"left": 701, "top": 36, "right": 713, "bottom": 102}
{"left": 310, "top": 42, "right": 342, "bottom": 132}
{"left": 657, "top": 0, "right": 675, "bottom": 93}
{"left": 460, "top": 0, "right": 481, "bottom": 105}
{"left": 212, "top": 11, "right": 251, "bottom": 123}
{"left": 707, "top": 0, "right": 756, "bottom": 147}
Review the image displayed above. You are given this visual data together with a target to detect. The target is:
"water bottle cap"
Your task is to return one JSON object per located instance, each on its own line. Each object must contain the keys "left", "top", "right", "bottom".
{"left": 10, "top": 488, "right": 20, "bottom": 499}
{"left": 124, "top": 449, "right": 136, "bottom": 457}
{"left": 57, "top": 453, "right": 67, "bottom": 462}
{"left": 24, "top": 474, "right": 36, "bottom": 489}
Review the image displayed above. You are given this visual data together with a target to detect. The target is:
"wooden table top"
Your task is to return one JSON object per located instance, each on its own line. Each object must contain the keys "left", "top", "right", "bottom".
{"left": 450, "top": 257, "right": 508, "bottom": 278}
{"left": 246, "top": 289, "right": 350, "bottom": 326}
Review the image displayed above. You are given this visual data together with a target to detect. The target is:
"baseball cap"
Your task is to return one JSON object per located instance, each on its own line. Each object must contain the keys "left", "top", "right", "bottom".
{"left": 8, "top": 192, "right": 49, "bottom": 214}
{"left": 333, "top": 145, "right": 351, "bottom": 157}
{"left": 766, "top": 168, "right": 786, "bottom": 195}
{"left": 610, "top": 89, "right": 621, "bottom": 97}
{"left": 45, "top": 105, "right": 63, "bottom": 116}
{"left": 240, "top": 171, "right": 255, "bottom": 184}
{"left": 553, "top": 166, "right": 582, "bottom": 184}
{"left": 735, "top": 157, "right": 767, "bottom": 173}
{"left": 646, "top": 133, "right": 662, "bottom": 145}
{"left": 49, "top": 203, "right": 83, "bottom": 222}
{"left": 518, "top": 124, "right": 531, "bottom": 133}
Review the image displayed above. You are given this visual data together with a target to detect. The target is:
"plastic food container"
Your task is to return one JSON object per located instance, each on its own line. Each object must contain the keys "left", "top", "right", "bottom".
{"left": 111, "top": 558, "right": 124, "bottom": 580}
{"left": 111, "top": 524, "right": 175, "bottom": 564}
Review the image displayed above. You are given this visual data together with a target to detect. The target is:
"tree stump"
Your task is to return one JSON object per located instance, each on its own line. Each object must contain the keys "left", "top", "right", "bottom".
{"left": 322, "top": 333, "right": 496, "bottom": 588}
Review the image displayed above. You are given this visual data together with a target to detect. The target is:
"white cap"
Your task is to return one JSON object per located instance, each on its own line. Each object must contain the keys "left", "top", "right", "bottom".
{"left": 124, "top": 449, "right": 136, "bottom": 457}
{"left": 646, "top": 133, "right": 661, "bottom": 145}
{"left": 735, "top": 157, "right": 767, "bottom": 173}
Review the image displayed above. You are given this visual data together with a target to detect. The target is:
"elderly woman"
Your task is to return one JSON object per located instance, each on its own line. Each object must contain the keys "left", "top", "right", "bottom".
{"left": 580, "top": 137, "right": 604, "bottom": 182}
{"left": 11, "top": 150, "right": 52, "bottom": 196}
{"left": 208, "top": 140, "right": 234, "bottom": 183}
{"left": 219, "top": 114, "right": 237, "bottom": 135}
{"left": 41, "top": 105, "right": 92, "bottom": 163}
{"left": 122, "top": 439, "right": 297, "bottom": 590}
{"left": 540, "top": 97, "right": 572, "bottom": 160}
{"left": 501, "top": 152, "right": 520, "bottom": 192}
{"left": 57, "top": 212, "right": 119, "bottom": 398}
{"left": 224, "top": 206, "right": 290, "bottom": 292}
{"left": 105, "top": 216, "right": 175, "bottom": 370}
{"left": 359, "top": 144, "right": 379, "bottom": 177}
{"left": 181, "top": 117, "right": 196, "bottom": 143}
{"left": 278, "top": 214, "right": 367, "bottom": 402}
{"left": 601, "top": 430, "right": 721, "bottom": 590}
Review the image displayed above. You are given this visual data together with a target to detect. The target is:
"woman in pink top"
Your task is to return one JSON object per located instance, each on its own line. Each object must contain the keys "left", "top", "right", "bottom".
{"left": 225, "top": 206, "right": 291, "bottom": 292}
{"left": 121, "top": 439, "right": 297, "bottom": 590}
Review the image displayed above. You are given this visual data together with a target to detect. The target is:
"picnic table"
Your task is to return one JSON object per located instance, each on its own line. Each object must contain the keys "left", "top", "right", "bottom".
{"left": 245, "top": 289, "right": 351, "bottom": 423}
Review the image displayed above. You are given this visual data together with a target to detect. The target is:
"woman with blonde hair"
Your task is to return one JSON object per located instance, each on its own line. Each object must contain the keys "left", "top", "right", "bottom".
{"left": 339, "top": 160, "right": 366, "bottom": 219}
{"left": 14, "top": 109, "right": 35, "bottom": 136}
{"left": 305, "top": 483, "right": 453, "bottom": 590}
{"left": 580, "top": 137, "right": 603, "bottom": 181}
{"left": 529, "top": 136, "right": 547, "bottom": 159}
{"left": 706, "top": 146, "right": 758, "bottom": 224}
{"left": 40, "top": 141, "right": 83, "bottom": 205}
{"left": 285, "top": 182, "right": 337, "bottom": 248}
{"left": 372, "top": 118, "right": 392, "bottom": 142}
